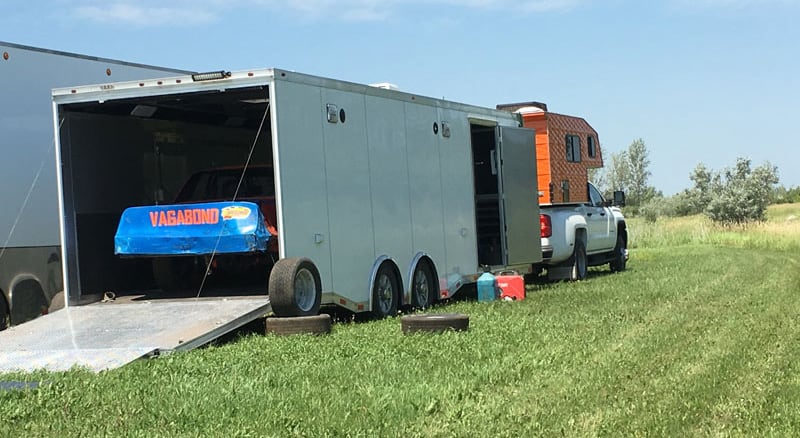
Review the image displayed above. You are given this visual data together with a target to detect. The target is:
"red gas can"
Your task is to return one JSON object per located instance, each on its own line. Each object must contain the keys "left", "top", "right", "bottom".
{"left": 496, "top": 272, "right": 525, "bottom": 301}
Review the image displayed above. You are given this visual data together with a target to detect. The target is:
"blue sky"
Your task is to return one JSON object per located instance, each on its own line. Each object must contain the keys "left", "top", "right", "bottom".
{"left": 3, "top": 0, "right": 799, "bottom": 194}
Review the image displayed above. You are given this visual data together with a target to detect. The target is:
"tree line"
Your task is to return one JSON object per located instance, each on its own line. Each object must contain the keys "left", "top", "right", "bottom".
{"left": 590, "top": 138, "right": 796, "bottom": 224}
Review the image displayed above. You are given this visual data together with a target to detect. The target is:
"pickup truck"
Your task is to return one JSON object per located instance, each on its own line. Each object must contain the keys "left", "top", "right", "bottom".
{"left": 536, "top": 182, "right": 628, "bottom": 281}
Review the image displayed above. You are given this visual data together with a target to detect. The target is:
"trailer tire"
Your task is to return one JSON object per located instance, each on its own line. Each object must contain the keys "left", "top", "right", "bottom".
{"left": 609, "top": 232, "right": 627, "bottom": 273}
{"left": 371, "top": 262, "right": 400, "bottom": 319}
{"left": 401, "top": 313, "right": 469, "bottom": 334}
{"left": 412, "top": 260, "right": 437, "bottom": 309}
{"left": 569, "top": 240, "right": 588, "bottom": 281}
{"left": 0, "top": 295, "right": 9, "bottom": 331}
{"left": 269, "top": 257, "right": 322, "bottom": 317}
{"left": 265, "top": 314, "right": 331, "bottom": 336}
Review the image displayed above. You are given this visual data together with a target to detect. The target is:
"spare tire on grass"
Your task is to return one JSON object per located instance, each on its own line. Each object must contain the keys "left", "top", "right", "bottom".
{"left": 401, "top": 313, "right": 469, "bottom": 334}
{"left": 265, "top": 314, "right": 332, "bottom": 336}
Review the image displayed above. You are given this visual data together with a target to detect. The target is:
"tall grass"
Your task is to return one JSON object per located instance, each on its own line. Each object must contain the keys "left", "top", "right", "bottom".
{"left": 629, "top": 203, "right": 800, "bottom": 253}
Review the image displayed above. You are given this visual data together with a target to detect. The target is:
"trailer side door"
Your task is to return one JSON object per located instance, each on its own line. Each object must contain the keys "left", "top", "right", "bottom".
{"left": 497, "top": 126, "right": 542, "bottom": 266}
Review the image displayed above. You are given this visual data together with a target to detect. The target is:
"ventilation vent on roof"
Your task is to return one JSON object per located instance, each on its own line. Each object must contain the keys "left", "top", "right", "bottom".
{"left": 369, "top": 82, "right": 400, "bottom": 91}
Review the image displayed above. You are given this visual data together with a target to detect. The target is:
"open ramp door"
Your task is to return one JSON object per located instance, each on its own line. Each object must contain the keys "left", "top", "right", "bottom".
{"left": 497, "top": 126, "right": 541, "bottom": 266}
{"left": 0, "top": 296, "right": 270, "bottom": 372}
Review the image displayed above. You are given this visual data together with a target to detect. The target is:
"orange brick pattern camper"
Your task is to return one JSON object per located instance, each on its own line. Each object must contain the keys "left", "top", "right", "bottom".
{"left": 497, "top": 102, "right": 603, "bottom": 204}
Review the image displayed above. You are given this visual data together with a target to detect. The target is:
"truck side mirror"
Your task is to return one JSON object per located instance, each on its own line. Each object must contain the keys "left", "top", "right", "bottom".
{"left": 612, "top": 191, "right": 626, "bottom": 207}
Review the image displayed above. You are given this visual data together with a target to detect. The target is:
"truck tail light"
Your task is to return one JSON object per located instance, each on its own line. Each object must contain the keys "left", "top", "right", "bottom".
{"left": 540, "top": 214, "right": 552, "bottom": 238}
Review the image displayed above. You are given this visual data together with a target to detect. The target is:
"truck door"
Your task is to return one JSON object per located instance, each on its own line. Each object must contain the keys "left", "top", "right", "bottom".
{"left": 497, "top": 126, "right": 542, "bottom": 266}
{"left": 585, "top": 183, "right": 615, "bottom": 252}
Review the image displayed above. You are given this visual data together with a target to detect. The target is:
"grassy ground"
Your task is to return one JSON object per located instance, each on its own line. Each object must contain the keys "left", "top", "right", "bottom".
{"left": 2, "top": 205, "right": 800, "bottom": 436}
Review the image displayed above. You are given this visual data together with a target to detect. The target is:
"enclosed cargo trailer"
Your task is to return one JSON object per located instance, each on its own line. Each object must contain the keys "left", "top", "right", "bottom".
{"left": 0, "top": 41, "right": 188, "bottom": 329}
{"left": 51, "top": 68, "right": 542, "bottom": 317}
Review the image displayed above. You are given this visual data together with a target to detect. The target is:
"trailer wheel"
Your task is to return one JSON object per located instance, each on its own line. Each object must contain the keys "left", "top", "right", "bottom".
{"left": 0, "top": 295, "right": 9, "bottom": 331}
{"left": 269, "top": 257, "right": 322, "bottom": 317}
{"left": 371, "top": 262, "right": 400, "bottom": 319}
{"left": 266, "top": 314, "right": 331, "bottom": 336}
{"left": 401, "top": 313, "right": 469, "bottom": 334}
{"left": 412, "top": 260, "right": 437, "bottom": 309}
{"left": 569, "top": 240, "right": 587, "bottom": 281}
{"left": 609, "top": 232, "right": 628, "bottom": 273}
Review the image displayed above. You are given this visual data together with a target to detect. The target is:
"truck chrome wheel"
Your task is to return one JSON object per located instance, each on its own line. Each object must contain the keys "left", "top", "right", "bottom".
{"left": 610, "top": 233, "right": 627, "bottom": 273}
{"left": 570, "top": 240, "right": 587, "bottom": 281}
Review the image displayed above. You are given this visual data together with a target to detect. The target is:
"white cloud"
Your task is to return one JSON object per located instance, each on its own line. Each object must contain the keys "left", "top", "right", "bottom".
{"left": 73, "top": 2, "right": 218, "bottom": 26}
{"left": 65, "top": 0, "right": 587, "bottom": 26}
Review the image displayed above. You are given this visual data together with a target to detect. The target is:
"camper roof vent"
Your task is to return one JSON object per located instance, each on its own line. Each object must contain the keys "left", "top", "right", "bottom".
{"left": 369, "top": 82, "right": 400, "bottom": 91}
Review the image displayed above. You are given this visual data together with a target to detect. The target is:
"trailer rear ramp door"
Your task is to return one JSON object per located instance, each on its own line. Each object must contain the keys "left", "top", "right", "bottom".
{"left": 0, "top": 296, "right": 270, "bottom": 373}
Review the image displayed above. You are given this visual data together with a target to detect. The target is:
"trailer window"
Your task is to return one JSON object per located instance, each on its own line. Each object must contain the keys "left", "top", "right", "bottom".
{"left": 566, "top": 135, "right": 581, "bottom": 163}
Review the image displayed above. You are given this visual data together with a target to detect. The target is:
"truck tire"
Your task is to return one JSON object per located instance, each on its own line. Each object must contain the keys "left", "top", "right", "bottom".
{"left": 0, "top": 296, "right": 9, "bottom": 331}
{"left": 569, "top": 240, "right": 587, "bottom": 281}
{"left": 266, "top": 314, "right": 331, "bottom": 336}
{"left": 609, "top": 233, "right": 627, "bottom": 273}
{"left": 371, "top": 262, "right": 400, "bottom": 319}
{"left": 401, "top": 313, "right": 469, "bottom": 334}
{"left": 269, "top": 257, "right": 322, "bottom": 317}
{"left": 412, "top": 260, "right": 437, "bottom": 309}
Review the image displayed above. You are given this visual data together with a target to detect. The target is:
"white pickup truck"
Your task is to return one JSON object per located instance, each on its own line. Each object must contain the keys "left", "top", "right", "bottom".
{"left": 536, "top": 182, "right": 628, "bottom": 281}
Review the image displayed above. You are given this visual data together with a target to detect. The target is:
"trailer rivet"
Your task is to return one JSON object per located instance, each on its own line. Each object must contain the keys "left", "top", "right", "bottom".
{"left": 2, "top": 52, "right": 8, "bottom": 60}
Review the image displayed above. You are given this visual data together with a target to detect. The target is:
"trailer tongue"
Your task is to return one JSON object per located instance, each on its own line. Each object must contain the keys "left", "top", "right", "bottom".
{"left": 0, "top": 296, "right": 270, "bottom": 372}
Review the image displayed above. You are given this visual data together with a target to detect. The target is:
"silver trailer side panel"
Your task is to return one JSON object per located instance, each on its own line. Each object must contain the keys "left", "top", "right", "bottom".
{"left": 0, "top": 41, "right": 188, "bottom": 326}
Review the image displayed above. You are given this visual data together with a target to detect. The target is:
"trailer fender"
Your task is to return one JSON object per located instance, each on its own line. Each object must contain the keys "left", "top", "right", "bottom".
{"left": 9, "top": 275, "right": 48, "bottom": 325}
{"left": 405, "top": 253, "right": 439, "bottom": 309}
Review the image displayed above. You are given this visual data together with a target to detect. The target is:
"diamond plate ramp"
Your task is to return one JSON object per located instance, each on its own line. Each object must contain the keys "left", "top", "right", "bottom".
{"left": 0, "top": 296, "right": 271, "bottom": 373}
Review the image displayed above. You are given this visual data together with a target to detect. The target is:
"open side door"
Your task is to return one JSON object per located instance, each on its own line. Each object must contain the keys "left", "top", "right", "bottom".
{"left": 496, "top": 126, "right": 542, "bottom": 266}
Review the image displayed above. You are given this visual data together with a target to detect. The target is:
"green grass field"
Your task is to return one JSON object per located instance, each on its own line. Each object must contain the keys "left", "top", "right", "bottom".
{"left": 2, "top": 205, "right": 800, "bottom": 436}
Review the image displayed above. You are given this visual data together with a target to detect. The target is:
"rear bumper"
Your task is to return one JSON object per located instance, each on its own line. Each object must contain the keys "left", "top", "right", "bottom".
{"left": 541, "top": 245, "right": 553, "bottom": 261}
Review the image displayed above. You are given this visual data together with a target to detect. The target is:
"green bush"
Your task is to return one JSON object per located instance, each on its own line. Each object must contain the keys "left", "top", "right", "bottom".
{"left": 705, "top": 158, "right": 778, "bottom": 224}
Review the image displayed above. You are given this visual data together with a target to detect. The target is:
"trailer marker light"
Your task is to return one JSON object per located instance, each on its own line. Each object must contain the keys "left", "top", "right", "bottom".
{"left": 139, "top": 83, "right": 145, "bottom": 87}
{"left": 248, "top": 72, "right": 254, "bottom": 77}
{"left": 339, "top": 298, "right": 346, "bottom": 305}
{"left": 157, "top": 81, "right": 163, "bottom": 85}
{"left": 106, "top": 68, "right": 112, "bottom": 76}
{"left": 357, "top": 304, "right": 364, "bottom": 311}
{"left": 191, "top": 71, "right": 231, "bottom": 82}
{"left": 176, "top": 79, "right": 182, "bottom": 84}
{"left": 2, "top": 52, "right": 8, "bottom": 60}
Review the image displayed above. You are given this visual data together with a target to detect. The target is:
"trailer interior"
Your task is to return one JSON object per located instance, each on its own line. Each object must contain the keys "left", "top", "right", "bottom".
{"left": 57, "top": 85, "right": 274, "bottom": 302}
